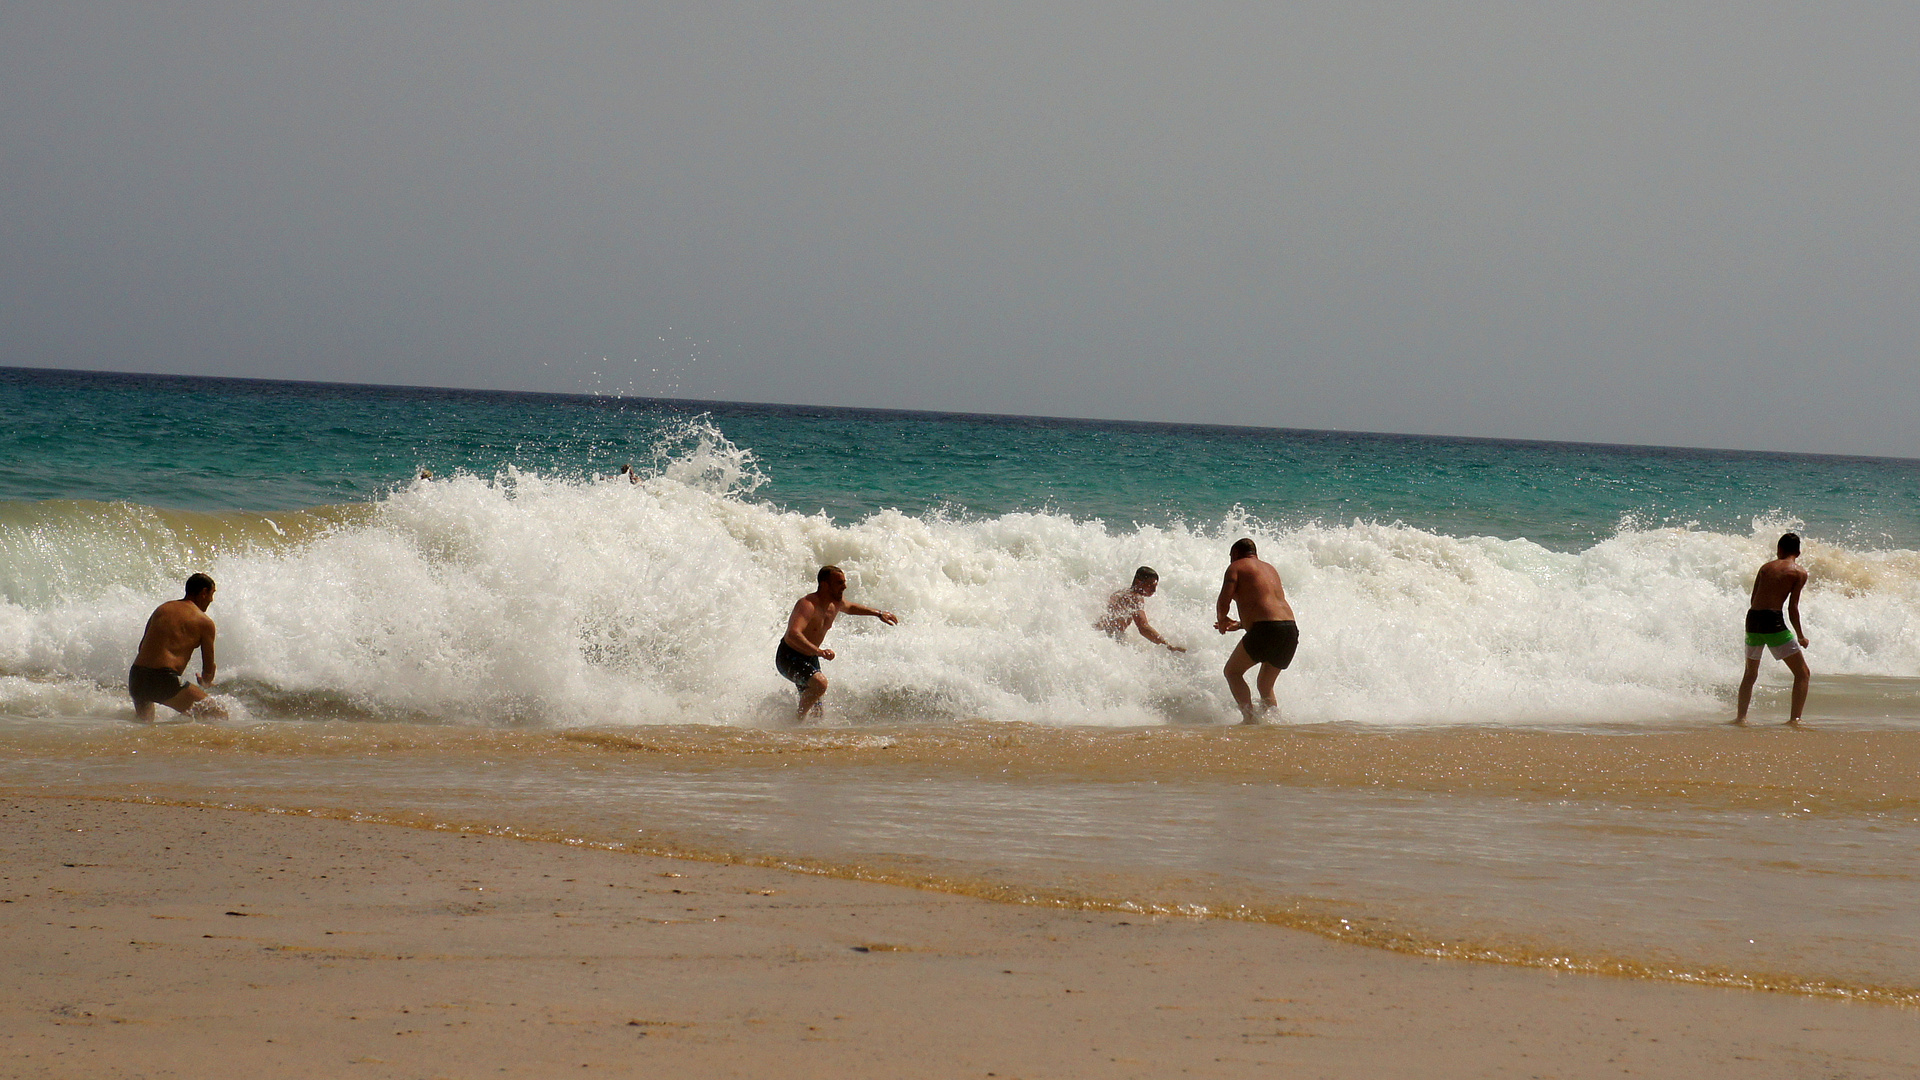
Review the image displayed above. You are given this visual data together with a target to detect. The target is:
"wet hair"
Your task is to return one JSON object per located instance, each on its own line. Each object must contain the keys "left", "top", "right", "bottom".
{"left": 817, "top": 565, "right": 845, "bottom": 584}
{"left": 184, "top": 573, "right": 215, "bottom": 598}
{"left": 1132, "top": 566, "right": 1159, "bottom": 583}
{"left": 1230, "top": 538, "right": 1257, "bottom": 560}
{"left": 1778, "top": 532, "right": 1801, "bottom": 557}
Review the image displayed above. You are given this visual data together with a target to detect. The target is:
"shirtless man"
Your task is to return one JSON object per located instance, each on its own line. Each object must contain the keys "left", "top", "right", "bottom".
{"left": 1736, "top": 532, "right": 1811, "bottom": 725}
{"left": 1214, "top": 538, "right": 1298, "bottom": 724}
{"left": 128, "top": 573, "right": 227, "bottom": 722}
{"left": 776, "top": 566, "right": 897, "bottom": 721}
{"left": 1095, "top": 567, "right": 1186, "bottom": 652}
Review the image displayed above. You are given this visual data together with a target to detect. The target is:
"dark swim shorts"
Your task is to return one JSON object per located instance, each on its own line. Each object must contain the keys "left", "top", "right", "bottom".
{"left": 774, "top": 642, "right": 822, "bottom": 690}
{"left": 1240, "top": 620, "right": 1300, "bottom": 669}
{"left": 1744, "top": 608, "right": 1792, "bottom": 643}
{"left": 128, "top": 664, "right": 188, "bottom": 705}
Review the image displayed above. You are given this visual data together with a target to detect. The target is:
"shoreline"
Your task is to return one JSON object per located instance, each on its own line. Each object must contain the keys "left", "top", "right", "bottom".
{"left": 5, "top": 796, "right": 1917, "bottom": 1078}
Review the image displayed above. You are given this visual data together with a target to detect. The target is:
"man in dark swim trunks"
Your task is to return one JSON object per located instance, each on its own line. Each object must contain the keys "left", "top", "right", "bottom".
{"left": 1736, "top": 532, "right": 1811, "bottom": 725}
{"left": 1215, "top": 538, "right": 1298, "bottom": 724}
{"left": 129, "top": 573, "right": 227, "bottom": 722}
{"left": 777, "top": 565, "right": 897, "bottom": 721}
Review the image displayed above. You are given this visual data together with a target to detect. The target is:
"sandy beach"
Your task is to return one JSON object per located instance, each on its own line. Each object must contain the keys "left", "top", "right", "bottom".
{"left": 3, "top": 796, "right": 1916, "bottom": 1079}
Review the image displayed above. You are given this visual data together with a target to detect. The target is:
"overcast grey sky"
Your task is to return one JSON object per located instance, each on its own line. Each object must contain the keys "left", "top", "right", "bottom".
{"left": 3, "top": 3, "right": 1916, "bottom": 455}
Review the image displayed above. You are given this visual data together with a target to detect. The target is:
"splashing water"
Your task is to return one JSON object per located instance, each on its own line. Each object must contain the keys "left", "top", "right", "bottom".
{"left": 2, "top": 417, "right": 1914, "bottom": 727}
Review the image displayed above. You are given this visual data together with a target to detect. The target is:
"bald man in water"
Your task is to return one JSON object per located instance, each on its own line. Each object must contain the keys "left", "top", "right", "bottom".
{"left": 1215, "top": 538, "right": 1298, "bottom": 724}
{"left": 776, "top": 565, "right": 897, "bottom": 721}
{"left": 128, "top": 573, "right": 227, "bottom": 722}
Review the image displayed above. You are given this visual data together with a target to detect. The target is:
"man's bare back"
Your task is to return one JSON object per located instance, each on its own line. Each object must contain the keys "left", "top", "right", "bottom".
{"left": 1748, "top": 558, "right": 1809, "bottom": 614}
{"left": 1737, "top": 533, "right": 1810, "bottom": 725}
{"left": 1215, "top": 561, "right": 1294, "bottom": 630}
{"left": 1215, "top": 538, "right": 1298, "bottom": 724}
{"left": 129, "top": 575, "right": 224, "bottom": 722}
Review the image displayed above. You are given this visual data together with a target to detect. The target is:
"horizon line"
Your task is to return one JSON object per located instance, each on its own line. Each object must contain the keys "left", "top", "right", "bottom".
{"left": 6, "top": 363, "right": 1916, "bottom": 467}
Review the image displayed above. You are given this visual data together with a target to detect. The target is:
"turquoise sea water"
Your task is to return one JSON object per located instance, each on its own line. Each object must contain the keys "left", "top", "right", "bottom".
{"left": 5, "top": 366, "right": 1918, "bottom": 550}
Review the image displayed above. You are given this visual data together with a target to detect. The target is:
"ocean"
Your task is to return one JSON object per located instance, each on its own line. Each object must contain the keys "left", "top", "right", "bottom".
{"left": 3, "top": 365, "right": 1918, "bottom": 1004}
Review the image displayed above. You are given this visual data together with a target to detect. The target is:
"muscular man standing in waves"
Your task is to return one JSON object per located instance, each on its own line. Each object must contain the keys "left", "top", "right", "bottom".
{"left": 129, "top": 573, "right": 227, "bottom": 722}
{"left": 1736, "top": 532, "right": 1812, "bottom": 725}
{"left": 776, "top": 565, "right": 897, "bottom": 722}
{"left": 1215, "top": 538, "right": 1298, "bottom": 724}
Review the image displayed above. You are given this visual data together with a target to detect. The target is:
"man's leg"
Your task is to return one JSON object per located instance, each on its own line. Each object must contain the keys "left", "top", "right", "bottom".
{"left": 797, "top": 672, "right": 829, "bottom": 721}
{"left": 132, "top": 697, "right": 156, "bottom": 723}
{"left": 1223, "top": 643, "right": 1259, "bottom": 724}
{"left": 1784, "top": 651, "right": 1810, "bottom": 725}
{"left": 1255, "top": 663, "right": 1281, "bottom": 715}
{"left": 1734, "top": 655, "right": 1761, "bottom": 723}
{"left": 161, "top": 684, "right": 224, "bottom": 721}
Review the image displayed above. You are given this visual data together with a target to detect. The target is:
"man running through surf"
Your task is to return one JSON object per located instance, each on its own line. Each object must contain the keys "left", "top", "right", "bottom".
{"left": 776, "top": 565, "right": 898, "bottom": 722}
{"left": 1215, "top": 538, "right": 1298, "bottom": 724}
{"left": 1735, "top": 532, "right": 1811, "bottom": 725}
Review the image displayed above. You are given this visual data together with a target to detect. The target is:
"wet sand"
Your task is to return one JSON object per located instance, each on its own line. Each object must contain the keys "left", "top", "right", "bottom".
{"left": 4, "top": 796, "right": 1916, "bottom": 1079}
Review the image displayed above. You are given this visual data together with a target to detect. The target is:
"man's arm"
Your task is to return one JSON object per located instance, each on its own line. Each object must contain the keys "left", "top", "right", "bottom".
{"left": 1133, "top": 612, "right": 1183, "bottom": 651}
{"left": 1787, "top": 572, "right": 1809, "bottom": 646}
{"left": 783, "top": 598, "right": 832, "bottom": 658}
{"left": 197, "top": 618, "right": 218, "bottom": 686}
{"left": 1214, "top": 568, "right": 1240, "bottom": 633}
{"left": 841, "top": 602, "right": 898, "bottom": 626}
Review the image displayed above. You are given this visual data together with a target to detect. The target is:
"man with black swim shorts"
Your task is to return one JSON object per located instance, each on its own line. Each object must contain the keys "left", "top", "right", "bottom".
{"left": 1215, "top": 538, "right": 1298, "bottom": 724}
{"left": 778, "top": 565, "right": 897, "bottom": 721}
{"left": 1736, "top": 532, "right": 1811, "bottom": 725}
{"left": 129, "top": 573, "right": 227, "bottom": 722}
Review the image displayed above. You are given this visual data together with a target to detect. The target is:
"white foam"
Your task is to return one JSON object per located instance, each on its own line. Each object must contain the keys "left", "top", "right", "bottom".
{"left": 2, "top": 422, "right": 1915, "bottom": 727}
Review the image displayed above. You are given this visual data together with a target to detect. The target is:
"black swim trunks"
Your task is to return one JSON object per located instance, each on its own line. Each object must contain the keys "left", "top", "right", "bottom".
{"left": 774, "top": 642, "right": 822, "bottom": 690}
{"left": 1240, "top": 620, "right": 1299, "bottom": 669}
{"left": 1744, "top": 608, "right": 1789, "bottom": 636}
{"left": 128, "top": 664, "right": 187, "bottom": 706}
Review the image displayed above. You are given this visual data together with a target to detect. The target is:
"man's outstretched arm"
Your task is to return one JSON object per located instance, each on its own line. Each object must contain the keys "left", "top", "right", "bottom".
{"left": 842, "top": 603, "right": 898, "bottom": 625}
{"left": 1134, "top": 613, "right": 1183, "bottom": 651}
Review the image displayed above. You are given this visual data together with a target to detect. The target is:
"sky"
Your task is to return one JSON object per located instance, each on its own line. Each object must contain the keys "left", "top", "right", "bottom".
{"left": 3, "top": 3, "right": 1916, "bottom": 457}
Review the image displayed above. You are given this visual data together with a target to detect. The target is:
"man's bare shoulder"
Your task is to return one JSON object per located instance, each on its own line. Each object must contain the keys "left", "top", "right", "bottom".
{"left": 1761, "top": 558, "right": 1809, "bottom": 582}
{"left": 153, "top": 599, "right": 203, "bottom": 624}
{"left": 1234, "top": 558, "right": 1282, "bottom": 582}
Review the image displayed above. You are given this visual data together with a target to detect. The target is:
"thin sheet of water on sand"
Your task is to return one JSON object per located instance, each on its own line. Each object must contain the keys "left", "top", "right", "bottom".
{"left": 3, "top": 721, "right": 1917, "bottom": 1002}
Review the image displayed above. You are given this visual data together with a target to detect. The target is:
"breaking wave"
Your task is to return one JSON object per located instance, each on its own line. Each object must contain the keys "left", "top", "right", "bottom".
{"left": 3, "top": 419, "right": 1916, "bottom": 727}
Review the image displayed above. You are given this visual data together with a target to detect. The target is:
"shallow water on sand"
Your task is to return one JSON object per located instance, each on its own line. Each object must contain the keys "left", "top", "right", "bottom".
{"left": 6, "top": 711, "right": 1919, "bottom": 1005}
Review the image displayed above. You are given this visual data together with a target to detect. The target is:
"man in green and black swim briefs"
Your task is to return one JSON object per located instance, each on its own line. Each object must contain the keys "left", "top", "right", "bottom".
{"left": 1736, "top": 532, "right": 1811, "bottom": 725}
{"left": 1215, "top": 538, "right": 1298, "bottom": 725}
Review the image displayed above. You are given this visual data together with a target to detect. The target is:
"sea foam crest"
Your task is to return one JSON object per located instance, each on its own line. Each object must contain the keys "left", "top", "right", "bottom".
{"left": 1, "top": 422, "right": 1916, "bottom": 727}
